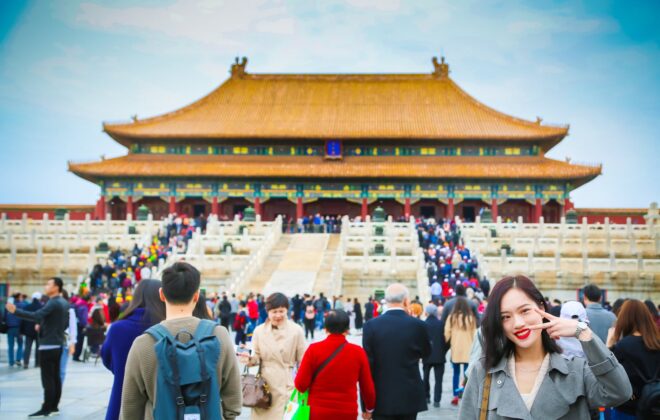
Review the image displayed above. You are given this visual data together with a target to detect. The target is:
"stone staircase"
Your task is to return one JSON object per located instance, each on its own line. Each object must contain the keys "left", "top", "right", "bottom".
{"left": 259, "top": 234, "right": 329, "bottom": 297}
{"left": 313, "top": 234, "right": 341, "bottom": 296}
{"left": 245, "top": 234, "right": 293, "bottom": 293}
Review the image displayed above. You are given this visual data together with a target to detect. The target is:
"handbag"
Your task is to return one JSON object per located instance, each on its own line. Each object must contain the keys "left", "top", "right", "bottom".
{"left": 479, "top": 372, "right": 492, "bottom": 420}
{"left": 241, "top": 363, "right": 272, "bottom": 409}
{"left": 283, "top": 342, "right": 346, "bottom": 420}
{"left": 0, "top": 321, "right": 8, "bottom": 334}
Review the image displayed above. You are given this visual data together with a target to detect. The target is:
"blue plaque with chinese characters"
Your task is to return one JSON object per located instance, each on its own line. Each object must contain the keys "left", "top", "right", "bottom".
{"left": 325, "top": 140, "right": 342, "bottom": 159}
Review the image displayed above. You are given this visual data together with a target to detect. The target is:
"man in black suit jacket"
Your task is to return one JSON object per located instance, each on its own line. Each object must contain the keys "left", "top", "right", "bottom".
{"left": 363, "top": 283, "right": 432, "bottom": 420}
{"left": 422, "top": 303, "right": 446, "bottom": 408}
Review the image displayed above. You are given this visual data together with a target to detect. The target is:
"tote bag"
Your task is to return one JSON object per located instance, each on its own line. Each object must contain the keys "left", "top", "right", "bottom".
{"left": 283, "top": 389, "right": 310, "bottom": 420}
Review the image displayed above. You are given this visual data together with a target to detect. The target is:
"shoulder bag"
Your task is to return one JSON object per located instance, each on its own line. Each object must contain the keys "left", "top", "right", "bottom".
{"left": 242, "top": 362, "right": 272, "bottom": 409}
{"left": 479, "top": 372, "right": 492, "bottom": 420}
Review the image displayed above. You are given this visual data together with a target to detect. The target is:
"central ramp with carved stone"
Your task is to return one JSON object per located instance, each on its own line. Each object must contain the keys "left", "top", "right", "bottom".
{"left": 261, "top": 234, "right": 329, "bottom": 296}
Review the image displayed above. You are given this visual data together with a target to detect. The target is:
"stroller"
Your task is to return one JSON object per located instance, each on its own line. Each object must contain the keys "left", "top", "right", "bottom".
{"left": 82, "top": 325, "right": 106, "bottom": 365}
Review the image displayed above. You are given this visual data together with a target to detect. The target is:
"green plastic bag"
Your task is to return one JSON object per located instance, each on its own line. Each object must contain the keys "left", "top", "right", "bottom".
{"left": 283, "top": 389, "right": 310, "bottom": 420}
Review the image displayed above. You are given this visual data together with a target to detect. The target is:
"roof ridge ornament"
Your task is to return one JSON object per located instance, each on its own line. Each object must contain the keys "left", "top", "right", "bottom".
{"left": 230, "top": 56, "right": 248, "bottom": 78}
{"left": 432, "top": 56, "right": 449, "bottom": 78}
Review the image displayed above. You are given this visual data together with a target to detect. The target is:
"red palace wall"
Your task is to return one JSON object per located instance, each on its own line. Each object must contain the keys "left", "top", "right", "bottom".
{"left": 304, "top": 199, "right": 361, "bottom": 218}
{"left": 0, "top": 202, "right": 650, "bottom": 225}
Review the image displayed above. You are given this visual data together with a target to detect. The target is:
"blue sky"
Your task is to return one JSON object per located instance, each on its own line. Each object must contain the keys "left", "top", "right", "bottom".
{"left": 0, "top": 0, "right": 658, "bottom": 208}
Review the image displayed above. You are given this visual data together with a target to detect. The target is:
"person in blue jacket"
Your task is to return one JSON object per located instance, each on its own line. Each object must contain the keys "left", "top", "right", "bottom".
{"left": 101, "top": 279, "right": 165, "bottom": 420}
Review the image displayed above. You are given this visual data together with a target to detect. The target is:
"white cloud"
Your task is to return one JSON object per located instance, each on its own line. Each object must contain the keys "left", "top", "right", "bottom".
{"left": 75, "top": 0, "right": 292, "bottom": 47}
{"left": 344, "top": 0, "right": 401, "bottom": 12}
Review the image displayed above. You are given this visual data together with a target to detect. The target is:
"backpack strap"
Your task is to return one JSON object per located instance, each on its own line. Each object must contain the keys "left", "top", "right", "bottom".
{"left": 146, "top": 324, "right": 187, "bottom": 420}
{"left": 192, "top": 319, "right": 220, "bottom": 420}
{"left": 193, "top": 319, "right": 218, "bottom": 341}
{"left": 146, "top": 324, "right": 173, "bottom": 343}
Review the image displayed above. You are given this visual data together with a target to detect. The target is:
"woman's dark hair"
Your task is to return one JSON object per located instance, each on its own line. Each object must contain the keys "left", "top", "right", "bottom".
{"left": 613, "top": 299, "right": 660, "bottom": 351}
{"left": 193, "top": 295, "right": 213, "bottom": 320}
{"left": 644, "top": 299, "right": 658, "bottom": 318}
{"left": 91, "top": 307, "right": 106, "bottom": 327}
{"left": 325, "top": 310, "right": 350, "bottom": 334}
{"left": 481, "top": 275, "right": 562, "bottom": 371}
{"left": 449, "top": 297, "right": 477, "bottom": 329}
{"left": 119, "top": 279, "right": 165, "bottom": 327}
{"left": 265, "top": 292, "right": 289, "bottom": 312}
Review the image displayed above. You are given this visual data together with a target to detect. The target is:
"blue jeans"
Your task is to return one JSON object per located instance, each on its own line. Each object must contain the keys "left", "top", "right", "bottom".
{"left": 315, "top": 311, "right": 324, "bottom": 329}
{"left": 452, "top": 362, "right": 468, "bottom": 396}
{"left": 7, "top": 327, "right": 24, "bottom": 366}
{"left": 60, "top": 345, "right": 69, "bottom": 383}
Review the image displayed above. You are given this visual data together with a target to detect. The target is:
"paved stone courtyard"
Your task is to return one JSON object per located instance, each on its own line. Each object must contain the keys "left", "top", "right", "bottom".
{"left": 0, "top": 330, "right": 460, "bottom": 419}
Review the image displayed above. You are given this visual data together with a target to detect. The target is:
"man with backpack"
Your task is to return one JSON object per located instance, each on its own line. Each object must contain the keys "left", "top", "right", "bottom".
{"left": 120, "top": 262, "right": 242, "bottom": 420}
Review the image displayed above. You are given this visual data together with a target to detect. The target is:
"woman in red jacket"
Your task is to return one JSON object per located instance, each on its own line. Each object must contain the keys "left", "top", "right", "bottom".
{"left": 295, "top": 309, "right": 376, "bottom": 420}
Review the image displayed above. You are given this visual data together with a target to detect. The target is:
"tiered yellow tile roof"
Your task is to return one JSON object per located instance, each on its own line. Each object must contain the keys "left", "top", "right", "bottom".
{"left": 69, "top": 154, "right": 601, "bottom": 187}
{"left": 104, "top": 58, "right": 568, "bottom": 145}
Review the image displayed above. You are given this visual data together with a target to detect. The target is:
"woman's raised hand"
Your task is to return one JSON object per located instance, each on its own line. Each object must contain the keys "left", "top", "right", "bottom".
{"left": 528, "top": 307, "right": 586, "bottom": 340}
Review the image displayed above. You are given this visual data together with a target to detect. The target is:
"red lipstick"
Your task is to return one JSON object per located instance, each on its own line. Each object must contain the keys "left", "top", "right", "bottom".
{"left": 514, "top": 328, "right": 531, "bottom": 340}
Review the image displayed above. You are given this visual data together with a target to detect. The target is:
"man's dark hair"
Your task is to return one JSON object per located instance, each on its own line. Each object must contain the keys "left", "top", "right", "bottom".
{"left": 50, "top": 277, "right": 64, "bottom": 293}
{"left": 583, "top": 284, "right": 601, "bottom": 303}
{"left": 325, "top": 310, "right": 349, "bottom": 334}
{"left": 265, "top": 292, "right": 289, "bottom": 311}
{"left": 161, "top": 262, "right": 201, "bottom": 305}
{"left": 455, "top": 284, "right": 466, "bottom": 296}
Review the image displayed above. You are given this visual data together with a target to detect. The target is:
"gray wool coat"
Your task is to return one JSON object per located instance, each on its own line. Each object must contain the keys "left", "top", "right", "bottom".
{"left": 458, "top": 335, "right": 632, "bottom": 420}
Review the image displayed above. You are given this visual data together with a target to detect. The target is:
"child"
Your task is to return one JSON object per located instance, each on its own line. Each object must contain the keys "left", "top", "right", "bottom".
{"left": 233, "top": 301, "right": 248, "bottom": 346}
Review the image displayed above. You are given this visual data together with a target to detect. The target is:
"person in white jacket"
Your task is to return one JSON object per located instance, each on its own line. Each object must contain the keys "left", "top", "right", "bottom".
{"left": 59, "top": 291, "right": 77, "bottom": 384}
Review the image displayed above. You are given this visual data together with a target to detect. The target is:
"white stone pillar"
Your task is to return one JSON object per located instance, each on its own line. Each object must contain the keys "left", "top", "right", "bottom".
{"left": 36, "top": 242, "right": 43, "bottom": 270}
{"left": 43, "top": 212, "right": 49, "bottom": 233}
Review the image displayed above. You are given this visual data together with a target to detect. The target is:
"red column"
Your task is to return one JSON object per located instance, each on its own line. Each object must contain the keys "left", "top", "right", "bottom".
{"left": 447, "top": 198, "right": 455, "bottom": 220}
{"left": 534, "top": 198, "right": 542, "bottom": 223}
{"left": 96, "top": 196, "right": 106, "bottom": 220}
{"left": 404, "top": 198, "right": 411, "bottom": 218}
{"left": 296, "top": 197, "right": 303, "bottom": 220}
{"left": 126, "top": 196, "right": 134, "bottom": 219}
{"left": 361, "top": 198, "right": 368, "bottom": 220}
{"left": 564, "top": 198, "right": 574, "bottom": 213}
{"left": 211, "top": 197, "right": 219, "bottom": 216}
{"left": 491, "top": 199, "right": 498, "bottom": 220}
{"left": 169, "top": 196, "right": 177, "bottom": 215}
{"left": 254, "top": 197, "right": 261, "bottom": 217}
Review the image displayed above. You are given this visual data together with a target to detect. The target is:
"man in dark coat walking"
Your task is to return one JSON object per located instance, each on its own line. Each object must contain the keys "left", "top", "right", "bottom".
{"left": 422, "top": 303, "right": 446, "bottom": 407}
{"left": 363, "top": 283, "right": 431, "bottom": 420}
{"left": 364, "top": 297, "right": 374, "bottom": 323}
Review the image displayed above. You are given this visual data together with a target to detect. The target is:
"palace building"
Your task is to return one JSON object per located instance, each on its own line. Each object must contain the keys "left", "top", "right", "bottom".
{"left": 69, "top": 57, "right": 601, "bottom": 222}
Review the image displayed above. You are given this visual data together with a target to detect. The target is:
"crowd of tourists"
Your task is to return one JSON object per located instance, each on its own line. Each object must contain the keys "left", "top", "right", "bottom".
{"left": 4, "top": 262, "right": 659, "bottom": 419}
{"left": 2, "top": 214, "right": 659, "bottom": 419}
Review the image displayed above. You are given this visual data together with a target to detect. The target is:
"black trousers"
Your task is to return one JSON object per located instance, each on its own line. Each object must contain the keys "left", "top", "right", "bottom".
{"left": 303, "top": 318, "right": 315, "bottom": 339}
{"left": 423, "top": 362, "right": 445, "bottom": 403}
{"left": 73, "top": 325, "right": 85, "bottom": 360}
{"left": 40, "top": 348, "right": 63, "bottom": 412}
{"left": 24, "top": 336, "right": 39, "bottom": 367}
{"left": 374, "top": 414, "right": 417, "bottom": 420}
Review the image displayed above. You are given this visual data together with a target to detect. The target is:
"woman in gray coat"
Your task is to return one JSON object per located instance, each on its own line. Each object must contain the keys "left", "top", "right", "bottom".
{"left": 459, "top": 275, "right": 632, "bottom": 420}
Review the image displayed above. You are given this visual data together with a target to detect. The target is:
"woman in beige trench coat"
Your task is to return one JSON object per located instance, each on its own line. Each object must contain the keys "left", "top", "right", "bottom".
{"left": 241, "top": 292, "right": 306, "bottom": 420}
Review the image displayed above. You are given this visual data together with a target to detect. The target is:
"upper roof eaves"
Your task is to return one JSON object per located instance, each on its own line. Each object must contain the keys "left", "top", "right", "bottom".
{"left": 103, "top": 57, "right": 569, "bottom": 145}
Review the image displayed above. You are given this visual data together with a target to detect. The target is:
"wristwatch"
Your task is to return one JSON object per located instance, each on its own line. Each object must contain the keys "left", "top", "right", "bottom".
{"left": 574, "top": 321, "right": 589, "bottom": 339}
